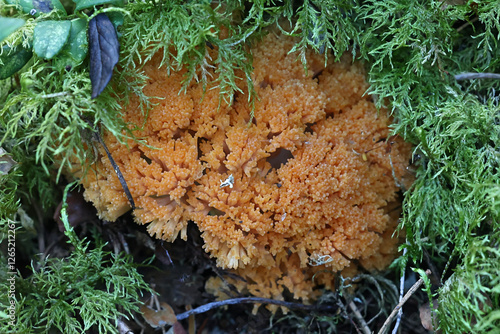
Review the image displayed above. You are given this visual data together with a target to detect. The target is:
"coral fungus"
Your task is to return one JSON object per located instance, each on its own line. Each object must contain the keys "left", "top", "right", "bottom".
{"left": 81, "top": 31, "right": 412, "bottom": 303}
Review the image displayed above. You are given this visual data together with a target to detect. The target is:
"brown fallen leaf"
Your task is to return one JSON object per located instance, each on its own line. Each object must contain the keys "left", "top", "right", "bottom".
{"left": 53, "top": 189, "right": 97, "bottom": 232}
{"left": 141, "top": 302, "right": 186, "bottom": 333}
{"left": 419, "top": 299, "right": 439, "bottom": 331}
{"left": 0, "top": 147, "right": 16, "bottom": 175}
{"left": 167, "top": 322, "right": 187, "bottom": 334}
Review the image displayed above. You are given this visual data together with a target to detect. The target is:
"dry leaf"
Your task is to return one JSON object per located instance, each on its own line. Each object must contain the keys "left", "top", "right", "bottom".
{"left": 166, "top": 322, "right": 187, "bottom": 334}
{"left": 0, "top": 147, "right": 16, "bottom": 175}
{"left": 419, "top": 300, "right": 439, "bottom": 331}
{"left": 141, "top": 302, "right": 178, "bottom": 328}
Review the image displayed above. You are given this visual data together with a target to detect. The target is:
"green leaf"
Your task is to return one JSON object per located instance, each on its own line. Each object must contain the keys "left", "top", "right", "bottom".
{"left": 74, "top": 0, "right": 123, "bottom": 11}
{"left": 106, "top": 11, "right": 124, "bottom": 29}
{"left": 0, "top": 45, "right": 33, "bottom": 80}
{"left": 52, "top": 18, "right": 89, "bottom": 70}
{"left": 5, "top": 0, "right": 66, "bottom": 15}
{"left": 66, "top": 18, "right": 89, "bottom": 63}
{"left": 33, "top": 20, "right": 71, "bottom": 59}
{"left": 5, "top": 0, "right": 35, "bottom": 13}
{"left": 0, "top": 17, "right": 25, "bottom": 43}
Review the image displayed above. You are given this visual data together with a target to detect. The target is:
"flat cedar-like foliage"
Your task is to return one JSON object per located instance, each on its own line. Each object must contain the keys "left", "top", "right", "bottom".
{"left": 0, "top": 0, "right": 499, "bottom": 333}
{"left": 17, "top": 194, "right": 151, "bottom": 333}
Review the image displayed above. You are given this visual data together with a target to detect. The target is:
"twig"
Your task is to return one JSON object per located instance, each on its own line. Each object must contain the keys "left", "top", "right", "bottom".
{"left": 176, "top": 297, "right": 338, "bottom": 321}
{"left": 226, "top": 24, "right": 259, "bottom": 47}
{"left": 456, "top": 16, "right": 478, "bottom": 33}
{"left": 117, "top": 319, "right": 134, "bottom": 334}
{"left": 392, "top": 246, "right": 408, "bottom": 334}
{"left": 40, "top": 91, "right": 70, "bottom": 99}
{"left": 389, "top": 154, "right": 402, "bottom": 189}
{"left": 348, "top": 301, "right": 371, "bottom": 334}
{"left": 93, "top": 130, "right": 136, "bottom": 210}
{"left": 455, "top": 72, "right": 500, "bottom": 80}
{"left": 377, "top": 269, "right": 431, "bottom": 334}
{"left": 186, "top": 305, "right": 196, "bottom": 334}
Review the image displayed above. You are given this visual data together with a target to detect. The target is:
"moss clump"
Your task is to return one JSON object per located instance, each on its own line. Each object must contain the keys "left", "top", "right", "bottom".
{"left": 0, "top": 0, "right": 499, "bottom": 332}
{"left": 1, "top": 187, "right": 152, "bottom": 333}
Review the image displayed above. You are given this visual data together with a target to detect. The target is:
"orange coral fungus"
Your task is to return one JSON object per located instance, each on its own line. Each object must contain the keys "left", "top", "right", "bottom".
{"left": 81, "top": 32, "right": 412, "bottom": 304}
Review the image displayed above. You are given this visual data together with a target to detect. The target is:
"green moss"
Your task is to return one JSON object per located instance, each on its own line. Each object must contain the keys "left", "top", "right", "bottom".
{"left": 438, "top": 230, "right": 500, "bottom": 333}
{"left": 0, "top": 0, "right": 499, "bottom": 332}
{"left": 1, "top": 186, "right": 153, "bottom": 333}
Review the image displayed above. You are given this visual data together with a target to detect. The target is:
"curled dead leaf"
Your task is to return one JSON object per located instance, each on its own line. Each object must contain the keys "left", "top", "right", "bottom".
{"left": 419, "top": 300, "right": 439, "bottom": 331}
{"left": 140, "top": 302, "right": 186, "bottom": 333}
{"left": 0, "top": 147, "right": 16, "bottom": 175}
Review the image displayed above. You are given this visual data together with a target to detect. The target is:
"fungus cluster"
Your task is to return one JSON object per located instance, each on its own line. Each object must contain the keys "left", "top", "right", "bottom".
{"left": 81, "top": 32, "right": 412, "bottom": 304}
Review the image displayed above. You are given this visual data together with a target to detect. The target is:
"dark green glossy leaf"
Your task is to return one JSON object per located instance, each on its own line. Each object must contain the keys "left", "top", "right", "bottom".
{"left": 106, "top": 11, "right": 124, "bottom": 29}
{"left": 5, "top": 0, "right": 35, "bottom": 13}
{"left": 0, "top": 17, "right": 25, "bottom": 43}
{"left": 5, "top": 0, "right": 66, "bottom": 15}
{"left": 74, "top": 0, "right": 123, "bottom": 11}
{"left": 52, "top": 18, "right": 89, "bottom": 70}
{"left": 0, "top": 45, "right": 33, "bottom": 80}
{"left": 66, "top": 18, "right": 89, "bottom": 63}
{"left": 88, "top": 13, "right": 120, "bottom": 99}
{"left": 33, "top": 20, "right": 71, "bottom": 59}
{"left": 106, "top": 11, "right": 124, "bottom": 37}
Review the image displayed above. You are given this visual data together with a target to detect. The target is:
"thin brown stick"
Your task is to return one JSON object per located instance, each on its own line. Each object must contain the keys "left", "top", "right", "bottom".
{"left": 93, "top": 130, "right": 136, "bottom": 210}
{"left": 456, "top": 16, "right": 478, "bottom": 33}
{"left": 348, "top": 301, "right": 371, "bottom": 334}
{"left": 117, "top": 319, "right": 134, "bottom": 334}
{"left": 392, "top": 246, "right": 408, "bottom": 334}
{"left": 176, "top": 297, "right": 338, "bottom": 321}
{"left": 40, "top": 91, "right": 70, "bottom": 99}
{"left": 377, "top": 269, "right": 431, "bottom": 334}
{"left": 455, "top": 72, "right": 500, "bottom": 80}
